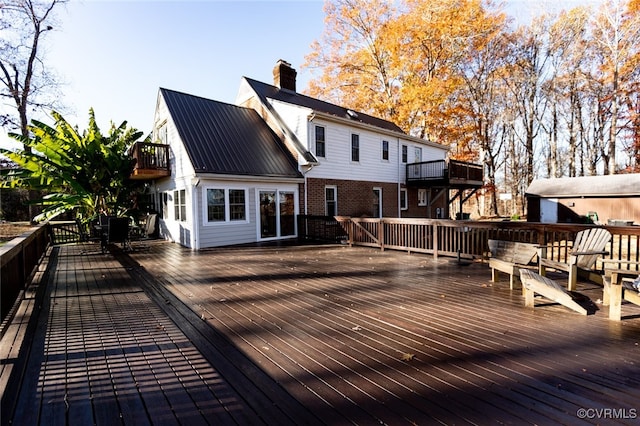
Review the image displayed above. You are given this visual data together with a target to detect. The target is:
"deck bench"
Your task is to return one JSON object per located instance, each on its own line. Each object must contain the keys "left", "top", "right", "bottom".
{"left": 487, "top": 239, "right": 538, "bottom": 291}
{"left": 602, "top": 262, "right": 640, "bottom": 321}
{"left": 519, "top": 269, "right": 587, "bottom": 315}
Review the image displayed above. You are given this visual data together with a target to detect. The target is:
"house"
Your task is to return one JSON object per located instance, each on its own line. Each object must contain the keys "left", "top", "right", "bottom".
{"left": 139, "top": 60, "right": 481, "bottom": 249}
{"left": 525, "top": 174, "right": 640, "bottom": 225}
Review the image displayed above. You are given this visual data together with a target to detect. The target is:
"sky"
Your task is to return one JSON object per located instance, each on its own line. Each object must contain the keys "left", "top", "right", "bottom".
{"left": 1, "top": 0, "right": 603, "bottom": 150}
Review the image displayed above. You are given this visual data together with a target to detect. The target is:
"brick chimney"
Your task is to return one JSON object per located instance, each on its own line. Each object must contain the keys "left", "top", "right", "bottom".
{"left": 273, "top": 59, "right": 297, "bottom": 92}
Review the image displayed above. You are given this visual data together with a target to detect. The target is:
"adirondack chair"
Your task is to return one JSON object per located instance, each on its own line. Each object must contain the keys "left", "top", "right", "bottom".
{"left": 538, "top": 228, "right": 611, "bottom": 291}
{"left": 520, "top": 269, "right": 587, "bottom": 315}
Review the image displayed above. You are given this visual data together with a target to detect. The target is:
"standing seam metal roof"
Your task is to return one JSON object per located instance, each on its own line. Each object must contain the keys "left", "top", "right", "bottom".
{"left": 160, "top": 88, "right": 302, "bottom": 179}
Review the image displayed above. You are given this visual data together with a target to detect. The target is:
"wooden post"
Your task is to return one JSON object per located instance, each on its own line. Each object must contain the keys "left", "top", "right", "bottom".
{"left": 609, "top": 272, "right": 622, "bottom": 321}
{"left": 432, "top": 222, "right": 439, "bottom": 260}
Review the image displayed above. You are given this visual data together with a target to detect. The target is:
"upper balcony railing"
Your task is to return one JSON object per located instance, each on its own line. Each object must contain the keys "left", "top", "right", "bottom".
{"left": 406, "top": 159, "right": 483, "bottom": 188}
{"left": 130, "top": 142, "right": 171, "bottom": 180}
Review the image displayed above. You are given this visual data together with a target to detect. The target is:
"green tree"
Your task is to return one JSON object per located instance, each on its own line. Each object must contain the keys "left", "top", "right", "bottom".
{"left": 0, "top": 109, "right": 147, "bottom": 222}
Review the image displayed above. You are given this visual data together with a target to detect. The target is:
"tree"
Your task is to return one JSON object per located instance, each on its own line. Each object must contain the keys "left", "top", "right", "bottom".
{"left": 0, "top": 0, "right": 65, "bottom": 140}
{"left": 588, "top": 0, "right": 640, "bottom": 174}
{"left": 0, "top": 110, "right": 147, "bottom": 222}
{"left": 304, "top": 0, "right": 399, "bottom": 122}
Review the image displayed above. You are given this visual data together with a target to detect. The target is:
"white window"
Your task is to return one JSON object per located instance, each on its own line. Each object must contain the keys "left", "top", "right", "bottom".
{"left": 414, "top": 147, "right": 422, "bottom": 163}
{"left": 400, "top": 189, "right": 408, "bottom": 210}
{"left": 325, "top": 186, "right": 337, "bottom": 216}
{"left": 204, "top": 187, "right": 248, "bottom": 224}
{"left": 373, "top": 188, "right": 382, "bottom": 218}
{"left": 174, "top": 189, "right": 186, "bottom": 222}
{"left": 381, "top": 140, "right": 389, "bottom": 161}
{"left": 402, "top": 145, "right": 408, "bottom": 163}
{"left": 156, "top": 121, "right": 168, "bottom": 144}
{"left": 351, "top": 134, "right": 360, "bottom": 162}
{"left": 315, "top": 125, "right": 326, "bottom": 158}
{"left": 418, "top": 189, "right": 428, "bottom": 206}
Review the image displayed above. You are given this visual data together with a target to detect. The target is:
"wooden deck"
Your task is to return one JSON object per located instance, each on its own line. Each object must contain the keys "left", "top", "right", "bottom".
{"left": 2, "top": 240, "right": 640, "bottom": 425}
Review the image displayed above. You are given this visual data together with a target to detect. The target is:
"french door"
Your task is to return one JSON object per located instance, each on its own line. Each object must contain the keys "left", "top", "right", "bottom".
{"left": 259, "top": 190, "right": 296, "bottom": 239}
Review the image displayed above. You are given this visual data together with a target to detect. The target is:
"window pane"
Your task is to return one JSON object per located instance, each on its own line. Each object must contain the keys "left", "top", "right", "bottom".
{"left": 279, "top": 192, "right": 295, "bottom": 236}
{"left": 229, "top": 189, "right": 245, "bottom": 221}
{"left": 402, "top": 145, "right": 407, "bottom": 163}
{"left": 351, "top": 134, "right": 359, "bottom": 161}
{"left": 315, "top": 126, "right": 325, "bottom": 157}
{"left": 207, "top": 189, "right": 225, "bottom": 221}
{"left": 325, "top": 187, "right": 337, "bottom": 216}
{"left": 382, "top": 140, "right": 389, "bottom": 160}
{"left": 179, "top": 189, "right": 186, "bottom": 222}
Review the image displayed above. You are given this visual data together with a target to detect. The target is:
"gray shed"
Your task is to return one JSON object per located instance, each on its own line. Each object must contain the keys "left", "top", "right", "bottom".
{"left": 525, "top": 174, "right": 640, "bottom": 225}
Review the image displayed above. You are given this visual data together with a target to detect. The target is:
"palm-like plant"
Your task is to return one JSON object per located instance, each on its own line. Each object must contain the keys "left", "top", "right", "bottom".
{"left": 0, "top": 109, "right": 148, "bottom": 222}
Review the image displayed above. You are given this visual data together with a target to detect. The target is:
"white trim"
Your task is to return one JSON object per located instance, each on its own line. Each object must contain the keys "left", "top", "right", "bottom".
{"left": 373, "top": 187, "right": 382, "bottom": 218}
{"left": 194, "top": 173, "right": 303, "bottom": 184}
{"left": 325, "top": 185, "right": 337, "bottom": 216}
{"left": 308, "top": 110, "right": 449, "bottom": 152}
{"left": 400, "top": 188, "right": 408, "bottom": 211}
{"left": 255, "top": 187, "right": 299, "bottom": 241}
{"left": 202, "top": 185, "right": 250, "bottom": 226}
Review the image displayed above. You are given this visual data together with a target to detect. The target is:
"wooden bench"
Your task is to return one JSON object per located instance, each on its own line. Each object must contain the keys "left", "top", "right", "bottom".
{"left": 519, "top": 269, "right": 587, "bottom": 315}
{"left": 487, "top": 240, "right": 538, "bottom": 291}
{"left": 602, "top": 261, "right": 640, "bottom": 320}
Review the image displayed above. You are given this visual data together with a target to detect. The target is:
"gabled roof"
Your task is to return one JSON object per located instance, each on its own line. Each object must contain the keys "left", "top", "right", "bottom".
{"left": 526, "top": 174, "right": 640, "bottom": 197}
{"left": 243, "top": 77, "right": 406, "bottom": 134}
{"left": 160, "top": 88, "right": 302, "bottom": 179}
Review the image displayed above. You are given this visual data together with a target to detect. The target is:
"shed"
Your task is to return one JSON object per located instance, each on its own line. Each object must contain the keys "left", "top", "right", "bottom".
{"left": 525, "top": 174, "right": 640, "bottom": 225}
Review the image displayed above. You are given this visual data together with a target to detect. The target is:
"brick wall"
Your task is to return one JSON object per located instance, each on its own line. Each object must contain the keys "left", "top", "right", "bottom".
{"left": 304, "top": 178, "right": 397, "bottom": 217}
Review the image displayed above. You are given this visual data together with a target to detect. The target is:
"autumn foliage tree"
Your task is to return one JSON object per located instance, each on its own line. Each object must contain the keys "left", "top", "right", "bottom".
{"left": 305, "top": 0, "right": 640, "bottom": 217}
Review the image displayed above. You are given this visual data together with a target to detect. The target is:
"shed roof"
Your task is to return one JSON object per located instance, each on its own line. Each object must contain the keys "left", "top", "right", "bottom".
{"left": 243, "top": 77, "right": 406, "bottom": 134}
{"left": 160, "top": 88, "right": 302, "bottom": 179}
{"left": 526, "top": 174, "right": 640, "bottom": 197}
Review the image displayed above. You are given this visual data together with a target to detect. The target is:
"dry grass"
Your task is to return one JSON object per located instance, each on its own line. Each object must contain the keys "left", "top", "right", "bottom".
{"left": 0, "top": 222, "right": 35, "bottom": 242}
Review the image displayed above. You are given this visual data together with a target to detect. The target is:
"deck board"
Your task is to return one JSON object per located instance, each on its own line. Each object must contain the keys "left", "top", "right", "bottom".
{"left": 2, "top": 240, "right": 640, "bottom": 425}
{"left": 127, "top": 242, "right": 640, "bottom": 425}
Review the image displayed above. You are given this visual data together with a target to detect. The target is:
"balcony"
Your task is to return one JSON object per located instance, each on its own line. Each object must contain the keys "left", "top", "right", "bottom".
{"left": 130, "top": 142, "right": 170, "bottom": 180}
{"left": 406, "top": 159, "right": 483, "bottom": 189}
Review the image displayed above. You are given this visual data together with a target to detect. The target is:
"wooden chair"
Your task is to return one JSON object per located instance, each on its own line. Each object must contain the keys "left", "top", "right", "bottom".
{"left": 538, "top": 228, "right": 611, "bottom": 291}
{"left": 487, "top": 239, "right": 538, "bottom": 291}
{"left": 103, "top": 217, "right": 131, "bottom": 253}
{"left": 520, "top": 269, "right": 587, "bottom": 315}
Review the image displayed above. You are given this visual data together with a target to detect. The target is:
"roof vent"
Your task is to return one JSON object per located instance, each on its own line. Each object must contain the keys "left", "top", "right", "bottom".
{"left": 346, "top": 109, "right": 359, "bottom": 119}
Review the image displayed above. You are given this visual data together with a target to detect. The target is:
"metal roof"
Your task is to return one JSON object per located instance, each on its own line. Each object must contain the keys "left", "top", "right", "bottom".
{"left": 526, "top": 174, "right": 640, "bottom": 197}
{"left": 160, "top": 88, "right": 302, "bottom": 179}
{"left": 243, "top": 77, "right": 406, "bottom": 134}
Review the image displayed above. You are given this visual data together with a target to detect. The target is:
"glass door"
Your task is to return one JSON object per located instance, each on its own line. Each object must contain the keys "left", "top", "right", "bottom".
{"left": 279, "top": 192, "right": 295, "bottom": 237}
{"left": 260, "top": 191, "right": 277, "bottom": 238}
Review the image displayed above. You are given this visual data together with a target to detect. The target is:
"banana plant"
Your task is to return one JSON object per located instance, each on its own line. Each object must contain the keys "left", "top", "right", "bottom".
{"left": 0, "top": 109, "right": 148, "bottom": 222}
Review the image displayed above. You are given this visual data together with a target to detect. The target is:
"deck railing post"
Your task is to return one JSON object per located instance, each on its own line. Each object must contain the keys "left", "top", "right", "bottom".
{"left": 379, "top": 219, "right": 385, "bottom": 251}
{"left": 433, "top": 222, "right": 439, "bottom": 260}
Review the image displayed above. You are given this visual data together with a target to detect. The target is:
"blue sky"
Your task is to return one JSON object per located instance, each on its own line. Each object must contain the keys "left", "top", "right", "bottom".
{"left": 1, "top": 0, "right": 601, "bottom": 149}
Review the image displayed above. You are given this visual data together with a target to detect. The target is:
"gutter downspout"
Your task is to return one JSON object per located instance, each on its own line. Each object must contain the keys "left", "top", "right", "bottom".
{"left": 192, "top": 177, "right": 200, "bottom": 250}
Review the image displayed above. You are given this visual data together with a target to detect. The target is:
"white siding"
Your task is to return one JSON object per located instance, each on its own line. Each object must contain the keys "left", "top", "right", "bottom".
{"left": 306, "top": 119, "right": 446, "bottom": 183}
{"left": 196, "top": 179, "right": 299, "bottom": 248}
{"left": 153, "top": 92, "right": 196, "bottom": 181}
{"left": 269, "top": 99, "right": 311, "bottom": 151}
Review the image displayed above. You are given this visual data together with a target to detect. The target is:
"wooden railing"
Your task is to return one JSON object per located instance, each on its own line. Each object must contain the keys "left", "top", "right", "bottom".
{"left": 406, "top": 159, "right": 483, "bottom": 186}
{"left": 328, "top": 217, "right": 640, "bottom": 268}
{"left": 0, "top": 224, "right": 49, "bottom": 325}
{"left": 130, "top": 142, "right": 170, "bottom": 180}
